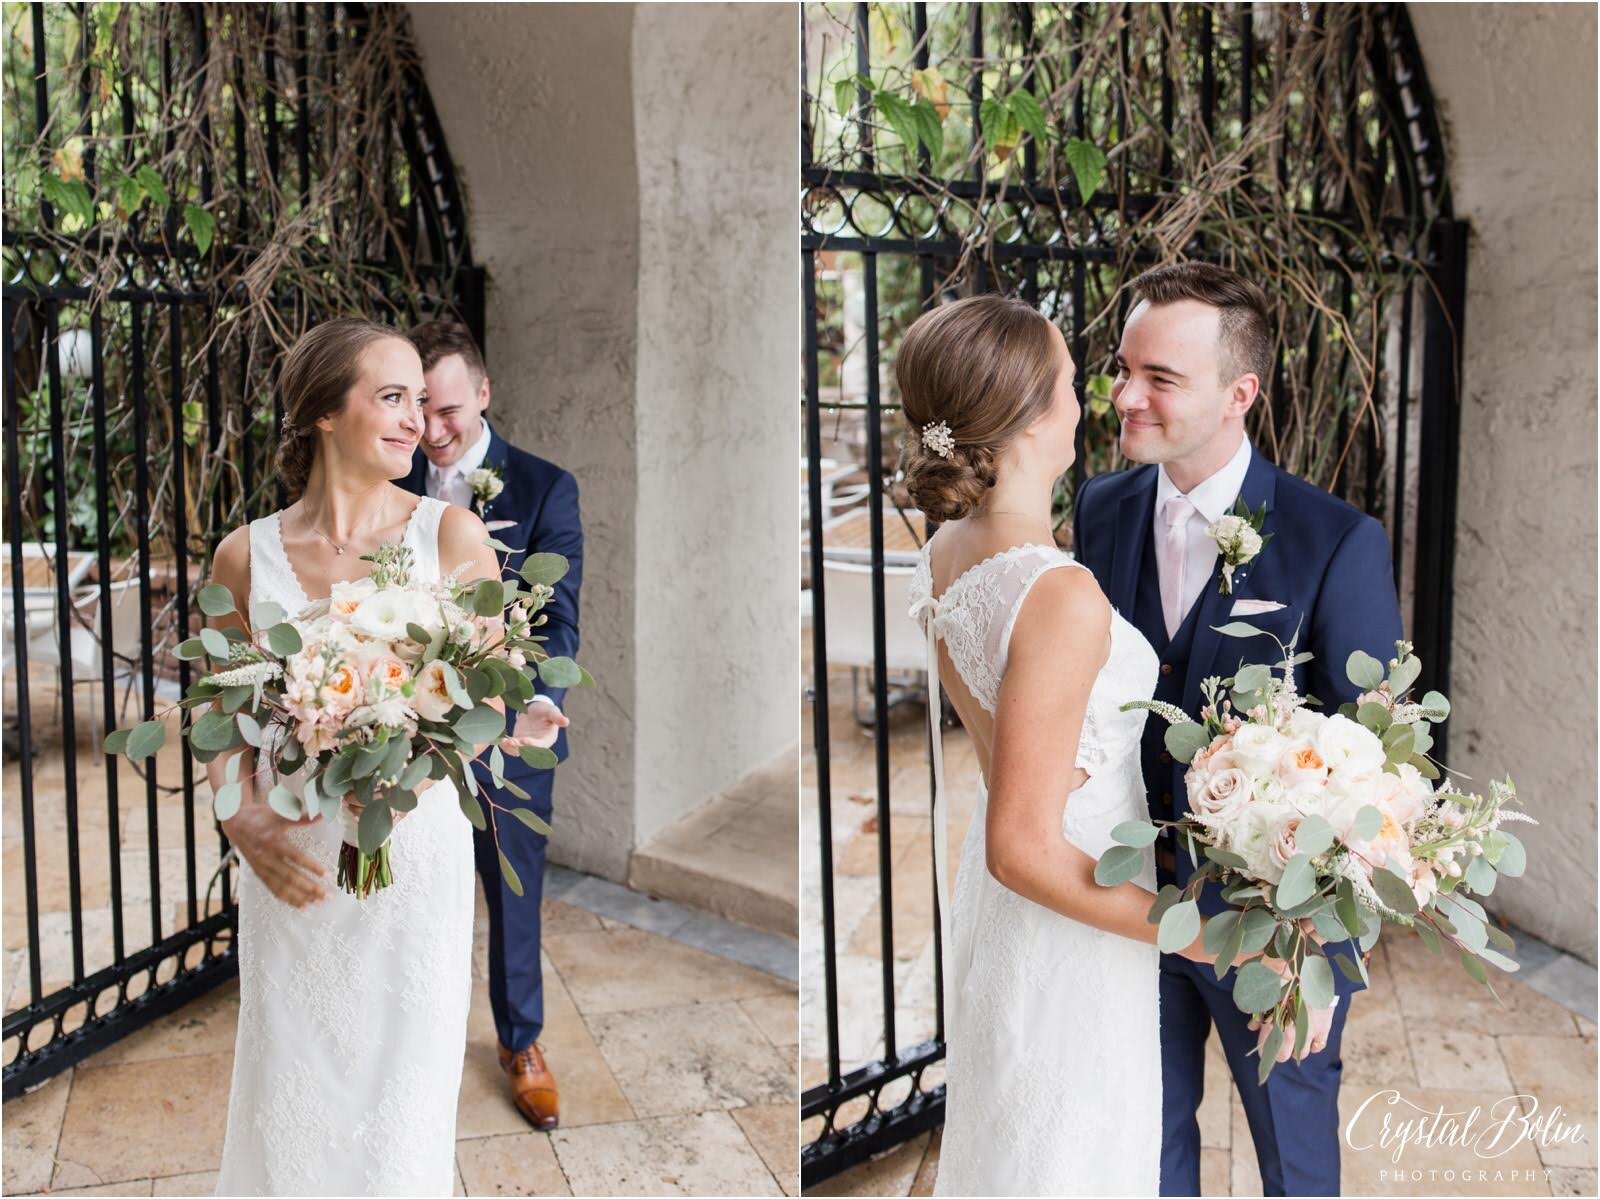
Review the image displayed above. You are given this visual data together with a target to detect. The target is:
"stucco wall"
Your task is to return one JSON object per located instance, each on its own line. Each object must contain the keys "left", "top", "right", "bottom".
{"left": 408, "top": 4, "right": 798, "bottom": 876}
{"left": 408, "top": 3, "right": 641, "bottom": 879}
{"left": 1410, "top": 4, "right": 1597, "bottom": 960}
{"left": 630, "top": 4, "right": 799, "bottom": 843}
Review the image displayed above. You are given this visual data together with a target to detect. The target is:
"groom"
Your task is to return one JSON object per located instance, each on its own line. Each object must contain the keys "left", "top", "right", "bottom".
{"left": 403, "top": 320, "right": 583, "bottom": 1131}
{"left": 1074, "top": 263, "right": 1403, "bottom": 1196}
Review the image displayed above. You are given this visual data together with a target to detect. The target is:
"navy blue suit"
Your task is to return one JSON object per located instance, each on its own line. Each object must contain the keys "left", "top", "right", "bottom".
{"left": 1074, "top": 446, "right": 1402, "bottom": 1197}
{"left": 401, "top": 422, "right": 582, "bottom": 1053}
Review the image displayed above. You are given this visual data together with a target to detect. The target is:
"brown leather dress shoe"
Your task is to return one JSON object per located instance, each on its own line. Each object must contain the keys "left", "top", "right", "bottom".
{"left": 498, "top": 1040, "right": 559, "bottom": 1130}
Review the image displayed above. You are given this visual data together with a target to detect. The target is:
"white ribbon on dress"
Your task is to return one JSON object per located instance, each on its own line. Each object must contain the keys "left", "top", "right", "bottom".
{"left": 909, "top": 593, "right": 954, "bottom": 1031}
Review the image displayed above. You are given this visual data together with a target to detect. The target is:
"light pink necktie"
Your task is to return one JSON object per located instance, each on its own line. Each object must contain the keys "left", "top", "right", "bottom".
{"left": 1159, "top": 495, "right": 1195, "bottom": 638}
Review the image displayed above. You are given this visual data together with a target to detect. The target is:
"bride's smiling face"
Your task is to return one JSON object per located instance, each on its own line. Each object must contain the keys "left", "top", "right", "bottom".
{"left": 315, "top": 337, "right": 426, "bottom": 480}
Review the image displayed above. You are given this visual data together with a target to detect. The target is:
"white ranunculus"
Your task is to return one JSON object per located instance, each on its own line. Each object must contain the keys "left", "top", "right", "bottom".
{"left": 1230, "top": 723, "right": 1290, "bottom": 776}
{"left": 1252, "top": 773, "right": 1288, "bottom": 806}
{"left": 1314, "top": 713, "right": 1386, "bottom": 778}
{"left": 350, "top": 588, "right": 429, "bottom": 644}
{"left": 328, "top": 576, "right": 377, "bottom": 617}
{"left": 1286, "top": 708, "right": 1326, "bottom": 741}
{"left": 1231, "top": 801, "right": 1292, "bottom": 884}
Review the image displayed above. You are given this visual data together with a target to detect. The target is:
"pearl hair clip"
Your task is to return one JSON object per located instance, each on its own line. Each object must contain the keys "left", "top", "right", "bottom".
{"left": 921, "top": 421, "right": 956, "bottom": 460}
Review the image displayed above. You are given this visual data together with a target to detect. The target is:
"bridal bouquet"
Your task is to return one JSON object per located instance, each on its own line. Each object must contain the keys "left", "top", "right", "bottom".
{"left": 1099, "top": 625, "right": 1533, "bottom": 1080}
{"left": 105, "top": 539, "right": 587, "bottom": 899}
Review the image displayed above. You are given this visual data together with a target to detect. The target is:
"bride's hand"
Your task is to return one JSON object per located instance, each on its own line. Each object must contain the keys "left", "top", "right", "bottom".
{"left": 223, "top": 802, "right": 330, "bottom": 909}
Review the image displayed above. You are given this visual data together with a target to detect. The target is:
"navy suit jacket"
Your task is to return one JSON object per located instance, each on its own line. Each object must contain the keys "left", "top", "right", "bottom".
{"left": 1074, "top": 447, "right": 1403, "bottom": 996}
{"left": 400, "top": 422, "right": 582, "bottom": 789}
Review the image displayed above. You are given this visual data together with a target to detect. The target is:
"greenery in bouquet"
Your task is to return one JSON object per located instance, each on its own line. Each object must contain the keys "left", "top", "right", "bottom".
{"left": 1100, "top": 625, "right": 1533, "bottom": 1080}
{"left": 104, "top": 536, "right": 589, "bottom": 899}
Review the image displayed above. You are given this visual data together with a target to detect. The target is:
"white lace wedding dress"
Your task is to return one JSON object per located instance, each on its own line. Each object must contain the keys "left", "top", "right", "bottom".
{"left": 216, "top": 497, "right": 475, "bottom": 1197}
{"left": 909, "top": 542, "right": 1163, "bottom": 1196}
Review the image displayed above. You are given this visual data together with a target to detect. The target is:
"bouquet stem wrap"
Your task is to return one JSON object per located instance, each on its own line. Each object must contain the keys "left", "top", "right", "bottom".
{"left": 336, "top": 806, "right": 393, "bottom": 898}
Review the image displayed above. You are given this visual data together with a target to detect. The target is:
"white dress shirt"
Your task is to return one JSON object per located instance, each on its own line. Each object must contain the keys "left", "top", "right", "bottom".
{"left": 1152, "top": 436, "right": 1253, "bottom": 629}
{"left": 426, "top": 418, "right": 493, "bottom": 508}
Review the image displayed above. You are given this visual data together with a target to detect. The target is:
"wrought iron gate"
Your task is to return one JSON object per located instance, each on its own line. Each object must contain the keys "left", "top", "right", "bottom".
{"left": 2, "top": 1, "right": 483, "bottom": 1098}
{"left": 800, "top": 2, "right": 1466, "bottom": 1184}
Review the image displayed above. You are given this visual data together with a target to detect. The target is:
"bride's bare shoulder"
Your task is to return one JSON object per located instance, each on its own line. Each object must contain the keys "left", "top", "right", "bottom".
{"left": 211, "top": 524, "right": 254, "bottom": 619}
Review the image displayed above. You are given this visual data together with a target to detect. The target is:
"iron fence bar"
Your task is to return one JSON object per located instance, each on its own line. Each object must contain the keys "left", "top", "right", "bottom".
{"left": 968, "top": 4, "right": 983, "bottom": 188}
{"left": 294, "top": 4, "right": 312, "bottom": 207}
{"left": 4, "top": 297, "right": 45, "bottom": 1005}
{"left": 1239, "top": 5, "right": 1254, "bottom": 195}
{"left": 803, "top": 249, "right": 843, "bottom": 1089}
{"left": 131, "top": 297, "right": 163, "bottom": 947}
{"left": 168, "top": 299, "right": 199, "bottom": 928}
{"left": 32, "top": 3, "right": 54, "bottom": 231}
{"left": 45, "top": 300, "right": 89, "bottom": 985}
{"left": 801, "top": 1040, "right": 945, "bottom": 1186}
{"left": 88, "top": 304, "right": 126, "bottom": 966}
{"left": 855, "top": 3, "right": 873, "bottom": 172}
{"left": 1393, "top": 276, "right": 1413, "bottom": 591}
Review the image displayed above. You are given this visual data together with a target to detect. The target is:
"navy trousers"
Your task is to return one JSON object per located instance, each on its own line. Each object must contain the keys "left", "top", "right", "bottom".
{"left": 473, "top": 765, "right": 551, "bottom": 1053}
{"left": 1160, "top": 952, "right": 1349, "bottom": 1196}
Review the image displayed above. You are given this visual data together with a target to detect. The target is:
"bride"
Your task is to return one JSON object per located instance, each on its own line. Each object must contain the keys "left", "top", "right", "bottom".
{"left": 899, "top": 296, "right": 1213, "bottom": 1196}
{"left": 207, "top": 319, "right": 562, "bottom": 1195}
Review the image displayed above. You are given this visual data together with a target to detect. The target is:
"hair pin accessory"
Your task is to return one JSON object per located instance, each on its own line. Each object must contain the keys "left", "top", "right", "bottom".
{"left": 921, "top": 421, "right": 956, "bottom": 460}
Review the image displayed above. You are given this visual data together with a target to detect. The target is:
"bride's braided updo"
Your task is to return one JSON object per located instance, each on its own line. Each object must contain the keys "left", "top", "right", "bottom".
{"left": 896, "top": 295, "right": 1062, "bottom": 523}
{"left": 275, "top": 318, "right": 408, "bottom": 501}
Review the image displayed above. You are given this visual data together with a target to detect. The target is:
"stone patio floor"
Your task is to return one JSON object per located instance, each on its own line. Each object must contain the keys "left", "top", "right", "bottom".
{"left": 3, "top": 671, "right": 798, "bottom": 1196}
{"left": 801, "top": 658, "right": 1597, "bottom": 1197}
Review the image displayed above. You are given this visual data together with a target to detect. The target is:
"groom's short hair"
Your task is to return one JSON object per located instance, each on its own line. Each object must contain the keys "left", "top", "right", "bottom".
{"left": 1131, "top": 262, "right": 1272, "bottom": 395}
{"left": 408, "top": 319, "right": 487, "bottom": 387}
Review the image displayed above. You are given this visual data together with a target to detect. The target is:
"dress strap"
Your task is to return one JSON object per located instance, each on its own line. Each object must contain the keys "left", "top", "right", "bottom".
{"left": 909, "top": 595, "right": 954, "bottom": 1032}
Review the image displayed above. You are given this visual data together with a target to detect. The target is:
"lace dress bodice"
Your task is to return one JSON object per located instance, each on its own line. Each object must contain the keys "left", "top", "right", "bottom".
{"left": 908, "top": 539, "right": 1164, "bottom": 1196}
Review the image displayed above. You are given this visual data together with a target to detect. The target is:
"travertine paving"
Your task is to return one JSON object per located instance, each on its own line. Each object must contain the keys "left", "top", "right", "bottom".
{"left": 801, "top": 657, "right": 1596, "bottom": 1197}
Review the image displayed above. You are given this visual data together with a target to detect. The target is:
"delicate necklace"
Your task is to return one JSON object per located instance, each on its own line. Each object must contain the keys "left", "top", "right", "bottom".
{"left": 302, "top": 505, "right": 379, "bottom": 556}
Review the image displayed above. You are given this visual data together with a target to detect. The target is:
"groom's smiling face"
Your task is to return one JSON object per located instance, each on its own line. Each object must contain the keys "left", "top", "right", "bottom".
{"left": 419, "top": 352, "right": 492, "bottom": 469}
{"left": 1112, "top": 298, "right": 1255, "bottom": 470}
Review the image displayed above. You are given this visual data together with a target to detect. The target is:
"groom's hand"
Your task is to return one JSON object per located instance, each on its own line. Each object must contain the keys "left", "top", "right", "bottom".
{"left": 500, "top": 702, "right": 570, "bottom": 754}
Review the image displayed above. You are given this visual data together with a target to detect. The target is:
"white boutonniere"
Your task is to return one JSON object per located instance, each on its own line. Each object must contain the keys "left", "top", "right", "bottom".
{"left": 466, "top": 465, "right": 505, "bottom": 516}
{"left": 1205, "top": 499, "right": 1272, "bottom": 595}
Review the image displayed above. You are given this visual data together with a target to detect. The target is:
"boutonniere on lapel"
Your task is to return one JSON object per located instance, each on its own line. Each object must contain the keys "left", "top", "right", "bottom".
{"left": 1205, "top": 498, "right": 1272, "bottom": 595}
{"left": 465, "top": 464, "right": 505, "bottom": 517}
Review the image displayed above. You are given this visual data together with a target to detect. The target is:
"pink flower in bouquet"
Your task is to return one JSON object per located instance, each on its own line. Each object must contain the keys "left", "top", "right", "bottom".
{"left": 1375, "top": 768, "right": 1428, "bottom": 826}
{"left": 1190, "top": 733, "right": 1233, "bottom": 773}
{"left": 1268, "top": 814, "right": 1303, "bottom": 870}
{"left": 410, "top": 658, "right": 455, "bottom": 722}
{"left": 1276, "top": 743, "right": 1329, "bottom": 788}
{"left": 319, "top": 661, "right": 364, "bottom": 714}
{"left": 329, "top": 577, "right": 377, "bottom": 618}
{"left": 1190, "top": 767, "right": 1254, "bottom": 825}
{"left": 1407, "top": 857, "right": 1439, "bottom": 906}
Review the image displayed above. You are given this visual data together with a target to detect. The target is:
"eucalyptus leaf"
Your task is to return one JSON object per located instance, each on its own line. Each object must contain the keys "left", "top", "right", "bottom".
{"left": 1389, "top": 655, "right": 1421, "bottom": 696}
{"left": 497, "top": 848, "right": 525, "bottom": 897}
{"left": 537, "top": 657, "right": 583, "bottom": 689}
{"left": 1333, "top": 951, "right": 1369, "bottom": 984}
{"left": 1370, "top": 865, "right": 1419, "bottom": 915}
{"left": 1258, "top": 1025, "right": 1284, "bottom": 1085}
{"left": 197, "top": 583, "right": 236, "bottom": 617}
{"left": 519, "top": 744, "right": 559, "bottom": 771}
{"left": 1232, "top": 960, "right": 1286, "bottom": 1014}
{"left": 458, "top": 790, "right": 487, "bottom": 831}
{"left": 1459, "top": 950, "right": 1489, "bottom": 986}
{"left": 454, "top": 704, "right": 507, "bottom": 745}
{"left": 1356, "top": 702, "right": 1392, "bottom": 734}
{"left": 1233, "top": 664, "right": 1272, "bottom": 694}
{"left": 1420, "top": 691, "right": 1451, "bottom": 720}
{"left": 1238, "top": 907, "right": 1279, "bottom": 955}
{"left": 1111, "top": 820, "right": 1160, "bottom": 849}
{"left": 358, "top": 800, "right": 394, "bottom": 855}
{"left": 1212, "top": 621, "right": 1273, "bottom": 640}
{"left": 1157, "top": 900, "right": 1202, "bottom": 954}
{"left": 1294, "top": 814, "right": 1335, "bottom": 858}
{"left": 509, "top": 806, "right": 553, "bottom": 837}
{"left": 519, "top": 553, "right": 569, "bottom": 586}
{"left": 472, "top": 578, "right": 505, "bottom": 617}
{"left": 212, "top": 781, "right": 242, "bottom": 821}
{"left": 400, "top": 755, "right": 432, "bottom": 792}
{"left": 104, "top": 727, "right": 132, "bottom": 755}
{"left": 175, "top": 637, "right": 207, "bottom": 660}
{"left": 1165, "top": 722, "right": 1211, "bottom": 764}
{"left": 236, "top": 711, "right": 262, "bottom": 748}
{"left": 199, "top": 627, "right": 230, "bottom": 659}
{"left": 266, "top": 785, "right": 301, "bottom": 820}
{"left": 267, "top": 622, "right": 302, "bottom": 656}
{"left": 1275, "top": 854, "right": 1316, "bottom": 909}
{"left": 1495, "top": 833, "right": 1526, "bottom": 878}
{"left": 190, "top": 709, "right": 237, "bottom": 752}
{"left": 1147, "top": 883, "right": 1184, "bottom": 925}
{"left": 1202, "top": 908, "right": 1240, "bottom": 953}
{"left": 1300, "top": 955, "right": 1335, "bottom": 1010}
{"left": 1204, "top": 845, "right": 1249, "bottom": 869}
{"left": 254, "top": 600, "right": 286, "bottom": 630}
{"left": 1346, "top": 650, "right": 1384, "bottom": 690}
{"left": 1465, "top": 854, "right": 1497, "bottom": 895}
{"left": 1351, "top": 805, "right": 1384, "bottom": 842}
{"left": 1093, "top": 845, "right": 1145, "bottom": 887}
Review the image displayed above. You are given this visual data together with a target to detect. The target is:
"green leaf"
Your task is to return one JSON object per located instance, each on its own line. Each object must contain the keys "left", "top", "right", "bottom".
{"left": 1007, "top": 89, "right": 1049, "bottom": 145}
{"left": 1232, "top": 960, "right": 1286, "bottom": 1014}
{"left": 1111, "top": 819, "right": 1160, "bottom": 848}
{"left": 1370, "top": 865, "right": 1419, "bottom": 915}
{"left": 1382, "top": 723, "right": 1415, "bottom": 764}
{"left": 1233, "top": 664, "right": 1272, "bottom": 695}
{"left": 518, "top": 744, "right": 559, "bottom": 770}
{"left": 1346, "top": 650, "right": 1384, "bottom": 690}
{"left": 876, "top": 90, "right": 921, "bottom": 157}
{"left": 1294, "top": 814, "right": 1335, "bottom": 858}
{"left": 1147, "top": 883, "right": 1184, "bottom": 926}
{"left": 405, "top": 622, "right": 433, "bottom": 646}
{"left": 1202, "top": 908, "right": 1241, "bottom": 953}
{"left": 197, "top": 583, "right": 236, "bottom": 617}
{"left": 190, "top": 708, "right": 237, "bottom": 752}
{"left": 1094, "top": 844, "right": 1145, "bottom": 886}
{"left": 254, "top": 600, "right": 285, "bottom": 630}
{"left": 1257, "top": 1023, "right": 1284, "bottom": 1084}
{"left": 267, "top": 622, "right": 302, "bottom": 656}
{"left": 1300, "top": 954, "right": 1335, "bottom": 1010}
{"left": 104, "top": 726, "right": 132, "bottom": 755}
{"left": 236, "top": 711, "right": 262, "bottom": 748}
{"left": 183, "top": 203, "right": 215, "bottom": 256}
{"left": 509, "top": 806, "right": 553, "bottom": 837}
{"left": 1062, "top": 136, "right": 1106, "bottom": 203}
{"left": 1238, "top": 907, "right": 1279, "bottom": 955}
{"left": 266, "top": 784, "right": 301, "bottom": 821}
{"left": 212, "top": 781, "right": 242, "bottom": 821}
{"left": 199, "top": 626, "right": 230, "bottom": 659}
{"left": 910, "top": 97, "right": 944, "bottom": 158}
{"left": 400, "top": 754, "right": 432, "bottom": 792}
{"left": 1164, "top": 722, "right": 1211, "bottom": 764}
{"left": 358, "top": 800, "right": 393, "bottom": 855}
{"left": 458, "top": 790, "right": 487, "bottom": 830}
{"left": 1275, "top": 853, "right": 1317, "bottom": 909}
{"left": 1420, "top": 691, "right": 1451, "bottom": 720}
{"left": 42, "top": 173, "right": 94, "bottom": 226}
{"left": 1203, "top": 845, "right": 1249, "bottom": 869}
{"left": 174, "top": 637, "right": 207, "bottom": 660}
{"left": 472, "top": 578, "right": 505, "bottom": 617}
{"left": 833, "top": 77, "right": 856, "bottom": 119}
{"left": 497, "top": 848, "right": 525, "bottom": 897}
{"left": 537, "top": 657, "right": 583, "bottom": 689}
{"left": 1389, "top": 655, "right": 1421, "bottom": 696}
{"left": 1157, "top": 900, "right": 1201, "bottom": 954}
{"left": 438, "top": 661, "right": 473, "bottom": 709}
{"left": 116, "top": 172, "right": 143, "bottom": 215}
{"left": 1356, "top": 702, "right": 1392, "bottom": 734}
{"left": 1459, "top": 950, "right": 1489, "bottom": 986}
{"left": 1334, "top": 950, "right": 1369, "bottom": 984}
{"left": 1465, "top": 854, "right": 1498, "bottom": 895}
{"left": 1294, "top": 996, "right": 1311, "bottom": 1059}
{"left": 979, "top": 96, "right": 1006, "bottom": 151}
{"left": 1212, "top": 915, "right": 1248, "bottom": 980}
{"left": 1495, "top": 833, "right": 1525, "bottom": 878}
{"left": 134, "top": 164, "right": 169, "bottom": 209}
{"left": 1351, "top": 805, "right": 1384, "bottom": 842}
{"left": 520, "top": 552, "right": 569, "bottom": 586}
{"left": 1311, "top": 907, "right": 1349, "bottom": 943}
{"left": 454, "top": 704, "right": 506, "bottom": 745}
{"left": 1212, "top": 621, "right": 1274, "bottom": 640}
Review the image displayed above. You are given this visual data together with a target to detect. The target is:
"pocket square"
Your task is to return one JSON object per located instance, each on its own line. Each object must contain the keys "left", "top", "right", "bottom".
{"left": 1230, "top": 598, "right": 1286, "bottom": 616}
{"left": 484, "top": 520, "right": 518, "bottom": 532}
